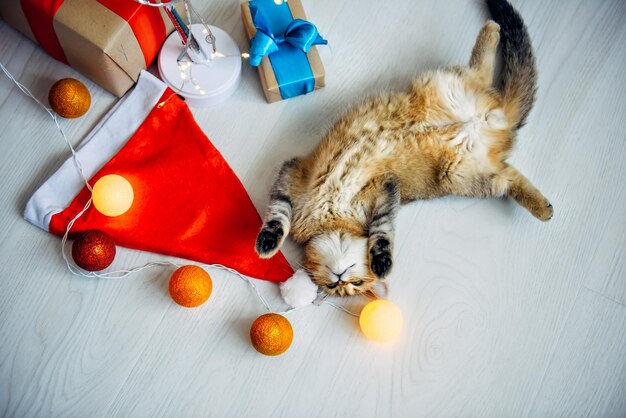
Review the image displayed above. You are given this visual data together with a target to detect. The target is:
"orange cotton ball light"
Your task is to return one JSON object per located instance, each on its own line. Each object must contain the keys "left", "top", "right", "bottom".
{"left": 92, "top": 174, "right": 134, "bottom": 217}
{"left": 48, "top": 78, "right": 91, "bottom": 118}
{"left": 250, "top": 313, "right": 293, "bottom": 356}
{"left": 359, "top": 299, "right": 403, "bottom": 343}
{"left": 168, "top": 265, "right": 213, "bottom": 308}
{"left": 72, "top": 229, "right": 116, "bottom": 271}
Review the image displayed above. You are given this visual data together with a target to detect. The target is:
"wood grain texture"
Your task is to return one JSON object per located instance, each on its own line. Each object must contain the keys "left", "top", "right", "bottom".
{"left": 0, "top": 0, "right": 625, "bottom": 417}
{"left": 528, "top": 287, "right": 626, "bottom": 417}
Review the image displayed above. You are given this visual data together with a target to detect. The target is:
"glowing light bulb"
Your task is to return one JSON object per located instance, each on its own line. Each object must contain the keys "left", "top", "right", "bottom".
{"left": 359, "top": 299, "right": 403, "bottom": 342}
{"left": 92, "top": 174, "right": 134, "bottom": 217}
{"left": 241, "top": 52, "right": 250, "bottom": 59}
{"left": 274, "top": 0, "right": 283, "bottom": 4}
{"left": 180, "top": 72, "right": 187, "bottom": 80}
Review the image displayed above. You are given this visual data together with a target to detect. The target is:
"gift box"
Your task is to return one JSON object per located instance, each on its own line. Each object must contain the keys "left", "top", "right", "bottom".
{"left": 241, "top": 0, "right": 326, "bottom": 103}
{"left": 0, "top": 0, "right": 184, "bottom": 97}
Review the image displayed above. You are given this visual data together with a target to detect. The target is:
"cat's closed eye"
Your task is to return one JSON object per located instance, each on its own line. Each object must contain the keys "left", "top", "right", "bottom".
{"left": 327, "top": 282, "right": 339, "bottom": 289}
{"left": 352, "top": 280, "right": 364, "bottom": 286}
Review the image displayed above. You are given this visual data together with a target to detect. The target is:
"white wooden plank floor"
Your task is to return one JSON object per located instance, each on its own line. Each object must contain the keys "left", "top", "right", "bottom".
{"left": 1, "top": 0, "right": 625, "bottom": 417}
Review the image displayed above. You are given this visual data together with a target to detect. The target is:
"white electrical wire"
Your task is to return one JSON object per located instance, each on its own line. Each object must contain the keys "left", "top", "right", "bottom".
{"left": 0, "top": 60, "right": 360, "bottom": 317}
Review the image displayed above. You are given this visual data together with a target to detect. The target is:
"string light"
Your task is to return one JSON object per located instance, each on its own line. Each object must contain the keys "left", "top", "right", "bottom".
{"left": 4, "top": 7, "right": 370, "bottom": 356}
{"left": 9, "top": 0, "right": 366, "bottom": 320}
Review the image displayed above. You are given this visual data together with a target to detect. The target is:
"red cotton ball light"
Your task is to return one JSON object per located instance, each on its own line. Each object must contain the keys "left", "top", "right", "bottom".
{"left": 72, "top": 229, "right": 116, "bottom": 271}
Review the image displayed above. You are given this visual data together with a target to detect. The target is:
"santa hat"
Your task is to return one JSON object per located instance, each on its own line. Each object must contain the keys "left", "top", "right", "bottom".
{"left": 24, "top": 71, "right": 293, "bottom": 282}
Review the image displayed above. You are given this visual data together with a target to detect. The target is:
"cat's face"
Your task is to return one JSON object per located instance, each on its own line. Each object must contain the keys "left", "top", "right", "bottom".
{"left": 303, "top": 231, "right": 378, "bottom": 296}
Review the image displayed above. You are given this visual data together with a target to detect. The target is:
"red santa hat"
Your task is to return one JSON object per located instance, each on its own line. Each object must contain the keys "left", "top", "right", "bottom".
{"left": 24, "top": 71, "right": 293, "bottom": 282}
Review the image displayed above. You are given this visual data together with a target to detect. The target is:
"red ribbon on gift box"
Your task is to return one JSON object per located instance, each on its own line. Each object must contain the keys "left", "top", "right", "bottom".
{"left": 20, "top": 0, "right": 67, "bottom": 63}
{"left": 97, "top": 0, "right": 166, "bottom": 66}
{"left": 20, "top": 0, "right": 167, "bottom": 67}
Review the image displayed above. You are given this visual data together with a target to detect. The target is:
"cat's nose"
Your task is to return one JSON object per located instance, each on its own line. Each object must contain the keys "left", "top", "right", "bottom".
{"left": 331, "top": 266, "right": 351, "bottom": 280}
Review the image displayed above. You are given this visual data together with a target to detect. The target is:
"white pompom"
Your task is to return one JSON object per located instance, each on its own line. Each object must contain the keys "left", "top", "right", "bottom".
{"left": 280, "top": 269, "right": 318, "bottom": 308}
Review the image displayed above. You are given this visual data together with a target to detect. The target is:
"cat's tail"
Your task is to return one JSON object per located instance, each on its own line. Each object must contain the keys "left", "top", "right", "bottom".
{"left": 486, "top": 0, "right": 537, "bottom": 129}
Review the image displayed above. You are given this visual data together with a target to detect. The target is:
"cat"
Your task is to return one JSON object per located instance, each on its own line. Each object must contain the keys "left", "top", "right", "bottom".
{"left": 255, "top": 0, "right": 552, "bottom": 297}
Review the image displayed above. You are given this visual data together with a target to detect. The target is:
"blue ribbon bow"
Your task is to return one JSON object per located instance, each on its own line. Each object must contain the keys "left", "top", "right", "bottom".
{"left": 249, "top": 17, "right": 327, "bottom": 67}
{"left": 247, "top": 0, "right": 327, "bottom": 99}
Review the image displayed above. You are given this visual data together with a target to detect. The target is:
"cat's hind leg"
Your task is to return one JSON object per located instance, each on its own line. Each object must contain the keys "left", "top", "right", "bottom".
{"left": 256, "top": 158, "right": 300, "bottom": 258}
{"left": 492, "top": 165, "right": 553, "bottom": 221}
{"left": 469, "top": 20, "right": 500, "bottom": 87}
{"left": 368, "top": 176, "right": 401, "bottom": 278}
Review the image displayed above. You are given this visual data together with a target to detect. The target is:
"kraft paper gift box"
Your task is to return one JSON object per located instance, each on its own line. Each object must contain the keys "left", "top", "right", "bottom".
{"left": 0, "top": 0, "right": 184, "bottom": 97}
{"left": 241, "top": 0, "right": 326, "bottom": 103}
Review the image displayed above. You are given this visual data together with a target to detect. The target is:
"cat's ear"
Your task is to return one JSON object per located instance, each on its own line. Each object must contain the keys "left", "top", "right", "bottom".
{"left": 365, "top": 279, "right": 389, "bottom": 299}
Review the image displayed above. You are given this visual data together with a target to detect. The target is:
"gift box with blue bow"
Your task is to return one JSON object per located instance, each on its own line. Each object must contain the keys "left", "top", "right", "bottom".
{"left": 241, "top": 0, "right": 327, "bottom": 103}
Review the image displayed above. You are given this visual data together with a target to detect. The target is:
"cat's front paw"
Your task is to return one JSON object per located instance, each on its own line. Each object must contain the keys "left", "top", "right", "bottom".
{"left": 371, "top": 252, "right": 393, "bottom": 278}
{"left": 255, "top": 221, "right": 284, "bottom": 258}
{"left": 370, "top": 238, "right": 393, "bottom": 278}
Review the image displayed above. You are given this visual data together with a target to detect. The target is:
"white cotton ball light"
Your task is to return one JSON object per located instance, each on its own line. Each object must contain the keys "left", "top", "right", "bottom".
{"left": 359, "top": 299, "right": 403, "bottom": 343}
{"left": 280, "top": 269, "right": 318, "bottom": 308}
{"left": 92, "top": 174, "right": 134, "bottom": 217}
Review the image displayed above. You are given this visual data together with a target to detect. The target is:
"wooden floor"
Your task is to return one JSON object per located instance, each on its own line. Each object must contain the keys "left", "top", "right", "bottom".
{"left": 1, "top": 0, "right": 625, "bottom": 416}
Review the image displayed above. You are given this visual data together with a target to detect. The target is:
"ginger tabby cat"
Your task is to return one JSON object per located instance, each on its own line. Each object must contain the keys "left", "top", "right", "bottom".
{"left": 256, "top": 0, "right": 552, "bottom": 296}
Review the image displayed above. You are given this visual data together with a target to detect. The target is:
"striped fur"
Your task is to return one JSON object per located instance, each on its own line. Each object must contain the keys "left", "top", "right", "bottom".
{"left": 256, "top": 0, "right": 552, "bottom": 296}
{"left": 486, "top": 0, "right": 537, "bottom": 129}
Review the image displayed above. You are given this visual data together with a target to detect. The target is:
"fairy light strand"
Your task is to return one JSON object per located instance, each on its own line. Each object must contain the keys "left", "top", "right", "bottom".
{"left": 0, "top": 60, "right": 359, "bottom": 317}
